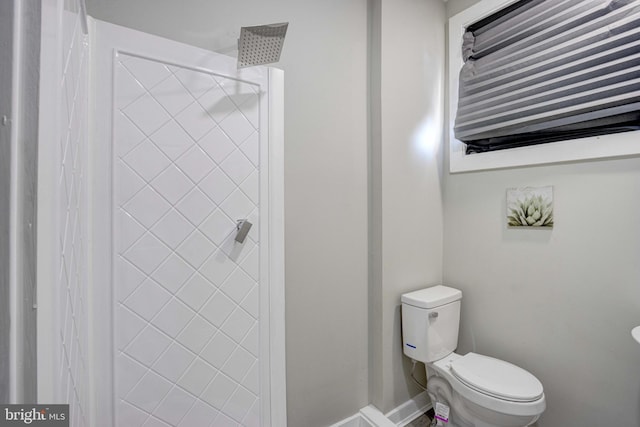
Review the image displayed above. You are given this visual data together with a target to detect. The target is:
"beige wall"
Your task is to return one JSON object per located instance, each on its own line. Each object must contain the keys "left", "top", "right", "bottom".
{"left": 86, "top": 1, "right": 370, "bottom": 425}
{"left": 370, "top": 0, "right": 446, "bottom": 413}
{"left": 445, "top": 0, "right": 640, "bottom": 425}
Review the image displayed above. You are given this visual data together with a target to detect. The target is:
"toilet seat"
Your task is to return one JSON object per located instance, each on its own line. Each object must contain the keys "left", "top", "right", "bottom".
{"left": 430, "top": 353, "right": 546, "bottom": 418}
{"left": 450, "top": 353, "right": 544, "bottom": 402}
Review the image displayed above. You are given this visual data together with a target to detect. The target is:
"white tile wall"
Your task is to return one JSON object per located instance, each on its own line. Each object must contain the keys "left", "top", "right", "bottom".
{"left": 59, "top": 5, "right": 90, "bottom": 427}
{"left": 114, "top": 53, "right": 261, "bottom": 426}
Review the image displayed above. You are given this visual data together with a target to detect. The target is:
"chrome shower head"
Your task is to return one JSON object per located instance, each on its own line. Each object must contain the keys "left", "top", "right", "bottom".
{"left": 237, "top": 22, "right": 289, "bottom": 69}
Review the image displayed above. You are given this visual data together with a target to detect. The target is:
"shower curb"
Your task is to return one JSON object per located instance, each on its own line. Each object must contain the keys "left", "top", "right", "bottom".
{"left": 329, "top": 392, "right": 432, "bottom": 427}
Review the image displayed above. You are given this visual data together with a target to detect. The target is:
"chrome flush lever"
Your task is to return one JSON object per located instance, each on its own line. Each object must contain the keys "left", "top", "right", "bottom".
{"left": 235, "top": 219, "right": 253, "bottom": 243}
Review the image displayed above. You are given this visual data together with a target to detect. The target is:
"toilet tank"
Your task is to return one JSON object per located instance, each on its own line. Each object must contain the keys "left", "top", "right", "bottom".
{"left": 401, "top": 286, "right": 462, "bottom": 363}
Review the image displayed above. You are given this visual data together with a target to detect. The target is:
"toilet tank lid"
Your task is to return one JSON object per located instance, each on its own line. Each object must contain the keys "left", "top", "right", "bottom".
{"left": 401, "top": 285, "right": 462, "bottom": 309}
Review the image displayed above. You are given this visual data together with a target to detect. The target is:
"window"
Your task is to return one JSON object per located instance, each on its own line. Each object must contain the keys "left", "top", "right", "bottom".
{"left": 449, "top": 0, "right": 640, "bottom": 172}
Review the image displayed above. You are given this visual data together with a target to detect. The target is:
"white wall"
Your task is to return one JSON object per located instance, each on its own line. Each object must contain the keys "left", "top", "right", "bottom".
{"left": 85, "top": 1, "right": 370, "bottom": 426}
{"left": 370, "top": 0, "right": 446, "bottom": 413}
{"left": 445, "top": 1, "right": 640, "bottom": 425}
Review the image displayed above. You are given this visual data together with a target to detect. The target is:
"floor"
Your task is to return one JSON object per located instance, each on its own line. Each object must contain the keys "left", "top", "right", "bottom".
{"left": 407, "top": 413, "right": 433, "bottom": 427}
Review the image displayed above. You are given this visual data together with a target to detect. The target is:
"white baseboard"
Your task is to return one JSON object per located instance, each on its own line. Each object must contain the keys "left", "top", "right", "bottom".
{"left": 328, "top": 392, "right": 432, "bottom": 427}
{"left": 385, "top": 392, "right": 432, "bottom": 427}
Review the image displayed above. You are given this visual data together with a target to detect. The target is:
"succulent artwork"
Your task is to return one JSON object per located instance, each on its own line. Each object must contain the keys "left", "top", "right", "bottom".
{"left": 507, "top": 187, "right": 553, "bottom": 228}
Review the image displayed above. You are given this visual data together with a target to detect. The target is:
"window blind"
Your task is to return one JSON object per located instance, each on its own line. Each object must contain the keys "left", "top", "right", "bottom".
{"left": 454, "top": 0, "right": 640, "bottom": 154}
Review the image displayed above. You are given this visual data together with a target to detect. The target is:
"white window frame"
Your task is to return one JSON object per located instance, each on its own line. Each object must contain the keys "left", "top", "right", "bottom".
{"left": 448, "top": 0, "right": 640, "bottom": 173}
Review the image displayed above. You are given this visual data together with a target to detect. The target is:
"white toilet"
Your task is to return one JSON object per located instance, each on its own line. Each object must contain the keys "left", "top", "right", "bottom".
{"left": 401, "top": 286, "right": 546, "bottom": 427}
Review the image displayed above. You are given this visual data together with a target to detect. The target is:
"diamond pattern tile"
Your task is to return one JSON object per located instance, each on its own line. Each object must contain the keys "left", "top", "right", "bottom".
{"left": 123, "top": 140, "right": 172, "bottom": 182}
{"left": 116, "top": 65, "right": 146, "bottom": 110}
{"left": 116, "top": 259, "right": 147, "bottom": 301}
{"left": 116, "top": 161, "right": 147, "bottom": 206}
{"left": 200, "top": 291, "right": 235, "bottom": 328}
{"left": 123, "top": 279, "right": 172, "bottom": 321}
{"left": 221, "top": 308, "right": 255, "bottom": 344}
{"left": 125, "top": 326, "right": 172, "bottom": 367}
{"left": 220, "top": 150, "right": 254, "bottom": 186}
{"left": 239, "top": 171, "right": 259, "bottom": 206}
{"left": 123, "top": 233, "right": 171, "bottom": 275}
{"left": 122, "top": 56, "right": 172, "bottom": 90}
{"left": 239, "top": 133, "right": 259, "bottom": 167}
{"left": 174, "top": 68, "right": 217, "bottom": 100}
{"left": 153, "top": 299, "right": 194, "bottom": 338}
{"left": 117, "top": 354, "right": 148, "bottom": 398}
{"left": 150, "top": 120, "right": 194, "bottom": 161}
{"left": 201, "top": 332, "right": 237, "bottom": 369}
{"left": 151, "top": 253, "right": 194, "bottom": 294}
{"left": 220, "top": 269, "right": 255, "bottom": 304}
{"left": 177, "top": 359, "right": 217, "bottom": 396}
{"left": 150, "top": 76, "right": 194, "bottom": 117}
{"left": 200, "top": 209, "right": 235, "bottom": 246}
{"left": 115, "top": 53, "right": 261, "bottom": 427}
{"left": 115, "top": 112, "right": 147, "bottom": 157}
{"left": 177, "top": 230, "right": 216, "bottom": 269}
{"left": 199, "top": 127, "right": 236, "bottom": 165}
{"left": 176, "top": 146, "right": 216, "bottom": 183}
{"left": 152, "top": 343, "right": 195, "bottom": 383}
{"left": 219, "top": 112, "right": 255, "bottom": 145}
{"left": 175, "top": 102, "right": 217, "bottom": 141}
{"left": 241, "top": 324, "right": 259, "bottom": 358}
{"left": 124, "top": 186, "right": 172, "bottom": 229}
{"left": 123, "top": 93, "right": 171, "bottom": 136}
{"left": 177, "top": 316, "right": 216, "bottom": 354}
{"left": 151, "top": 210, "right": 195, "bottom": 249}
{"left": 221, "top": 347, "right": 256, "bottom": 384}
{"left": 223, "top": 386, "right": 256, "bottom": 423}
{"left": 219, "top": 190, "right": 255, "bottom": 221}
{"left": 150, "top": 165, "right": 193, "bottom": 205}
{"left": 176, "top": 188, "right": 216, "bottom": 226}
{"left": 126, "top": 370, "right": 173, "bottom": 413}
{"left": 177, "top": 273, "right": 216, "bottom": 311}
{"left": 154, "top": 387, "right": 195, "bottom": 426}
{"left": 202, "top": 374, "right": 237, "bottom": 410}
{"left": 178, "top": 400, "right": 219, "bottom": 427}
{"left": 198, "top": 86, "right": 237, "bottom": 124}
{"left": 116, "top": 306, "right": 146, "bottom": 351}
{"left": 116, "top": 210, "right": 146, "bottom": 254}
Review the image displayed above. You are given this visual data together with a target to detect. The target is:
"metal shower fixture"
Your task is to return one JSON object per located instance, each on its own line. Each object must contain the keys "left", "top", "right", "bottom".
{"left": 237, "top": 22, "right": 289, "bottom": 69}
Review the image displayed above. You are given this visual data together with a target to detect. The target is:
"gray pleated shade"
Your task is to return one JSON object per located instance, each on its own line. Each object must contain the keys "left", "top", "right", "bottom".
{"left": 454, "top": 0, "right": 640, "bottom": 153}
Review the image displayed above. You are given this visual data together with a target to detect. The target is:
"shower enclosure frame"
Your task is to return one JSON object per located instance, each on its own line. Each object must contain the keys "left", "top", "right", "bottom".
{"left": 36, "top": 6, "right": 286, "bottom": 426}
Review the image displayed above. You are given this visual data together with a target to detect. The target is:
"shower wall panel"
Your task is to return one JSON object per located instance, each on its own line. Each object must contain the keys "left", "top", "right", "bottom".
{"left": 58, "top": 7, "right": 90, "bottom": 426}
{"left": 113, "top": 53, "right": 262, "bottom": 427}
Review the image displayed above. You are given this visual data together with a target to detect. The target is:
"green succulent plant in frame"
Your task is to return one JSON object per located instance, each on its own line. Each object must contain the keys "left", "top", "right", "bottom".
{"left": 507, "top": 187, "right": 554, "bottom": 228}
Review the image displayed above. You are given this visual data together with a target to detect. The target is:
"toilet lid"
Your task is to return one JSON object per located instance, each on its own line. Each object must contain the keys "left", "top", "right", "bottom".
{"left": 450, "top": 353, "right": 544, "bottom": 402}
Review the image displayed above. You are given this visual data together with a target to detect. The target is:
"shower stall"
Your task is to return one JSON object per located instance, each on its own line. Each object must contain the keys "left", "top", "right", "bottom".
{"left": 35, "top": 1, "right": 286, "bottom": 426}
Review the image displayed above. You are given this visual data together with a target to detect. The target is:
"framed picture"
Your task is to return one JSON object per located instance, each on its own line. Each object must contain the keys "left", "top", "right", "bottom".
{"left": 506, "top": 186, "right": 553, "bottom": 228}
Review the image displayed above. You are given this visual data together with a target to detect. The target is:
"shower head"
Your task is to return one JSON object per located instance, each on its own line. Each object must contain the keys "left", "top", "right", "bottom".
{"left": 237, "top": 22, "right": 289, "bottom": 69}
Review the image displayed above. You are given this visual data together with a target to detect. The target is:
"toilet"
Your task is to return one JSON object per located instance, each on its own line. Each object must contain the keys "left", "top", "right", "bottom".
{"left": 401, "top": 286, "right": 545, "bottom": 427}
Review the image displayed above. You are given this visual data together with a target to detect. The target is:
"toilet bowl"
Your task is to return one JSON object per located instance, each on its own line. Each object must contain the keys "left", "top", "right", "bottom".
{"left": 427, "top": 353, "right": 545, "bottom": 427}
{"left": 401, "top": 286, "right": 545, "bottom": 427}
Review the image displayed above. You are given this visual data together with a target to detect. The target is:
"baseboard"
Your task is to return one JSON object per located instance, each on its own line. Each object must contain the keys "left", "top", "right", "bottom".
{"left": 360, "top": 405, "right": 397, "bottom": 427}
{"left": 328, "top": 392, "right": 432, "bottom": 427}
{"left": 384, "top": 392, "right": 432, "bottom": 427}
